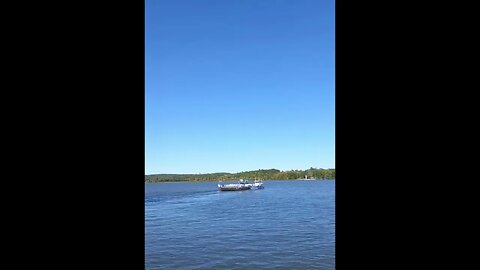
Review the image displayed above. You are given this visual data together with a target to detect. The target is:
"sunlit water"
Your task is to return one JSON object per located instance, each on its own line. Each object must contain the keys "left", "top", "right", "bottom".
{"left": 145, "top": 180, "right": 335, "bottom": 270}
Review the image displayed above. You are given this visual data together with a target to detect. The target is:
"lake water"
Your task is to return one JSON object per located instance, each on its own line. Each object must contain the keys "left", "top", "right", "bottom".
{"left": 145, "top": 180, "right": 335, "bottom": 270}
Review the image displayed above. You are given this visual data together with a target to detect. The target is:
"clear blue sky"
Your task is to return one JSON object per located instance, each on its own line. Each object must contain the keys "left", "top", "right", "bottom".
{"left": 145, "top": 0, "right": 335, "bottom": 174}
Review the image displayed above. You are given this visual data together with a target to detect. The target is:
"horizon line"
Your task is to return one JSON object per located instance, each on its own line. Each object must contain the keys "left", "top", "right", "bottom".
{"left": 145, "top": 167, "right": 336, "bottom": 176}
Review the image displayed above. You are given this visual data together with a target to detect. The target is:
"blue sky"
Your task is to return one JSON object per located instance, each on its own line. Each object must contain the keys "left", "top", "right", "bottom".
{"left": 145, "top": 0, "right": 335, "bottom": 174}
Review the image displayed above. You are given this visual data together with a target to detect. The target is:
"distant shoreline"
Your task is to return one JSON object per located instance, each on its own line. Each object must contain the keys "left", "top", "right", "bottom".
{"left": 145, "top": 168, "right": 335, "bottom": 183}
{"left": 145, "top": 179, "right": 335, "bottom": 184}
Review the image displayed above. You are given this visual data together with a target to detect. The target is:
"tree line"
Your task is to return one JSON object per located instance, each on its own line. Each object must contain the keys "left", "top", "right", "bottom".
{"left": 145, "top": 168, "right": 335, "bottom": 183}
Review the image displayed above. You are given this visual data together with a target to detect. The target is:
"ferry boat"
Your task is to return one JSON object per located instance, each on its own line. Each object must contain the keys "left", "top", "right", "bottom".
{"left": 218, "top": 179, "right": 264, "bottom": 191}
{"left": 218, "top": 180, "right": 250, "bottom": 191}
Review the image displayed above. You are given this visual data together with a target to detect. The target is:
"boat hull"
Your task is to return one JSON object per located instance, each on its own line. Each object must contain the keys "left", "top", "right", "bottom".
{"left": 218, "top": 186, "right": 251, "bottom": 191}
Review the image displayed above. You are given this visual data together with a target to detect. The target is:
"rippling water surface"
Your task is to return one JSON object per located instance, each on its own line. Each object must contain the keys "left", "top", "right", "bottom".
{"left": 145, "top": 180, "right": 335, "bottom": 270}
